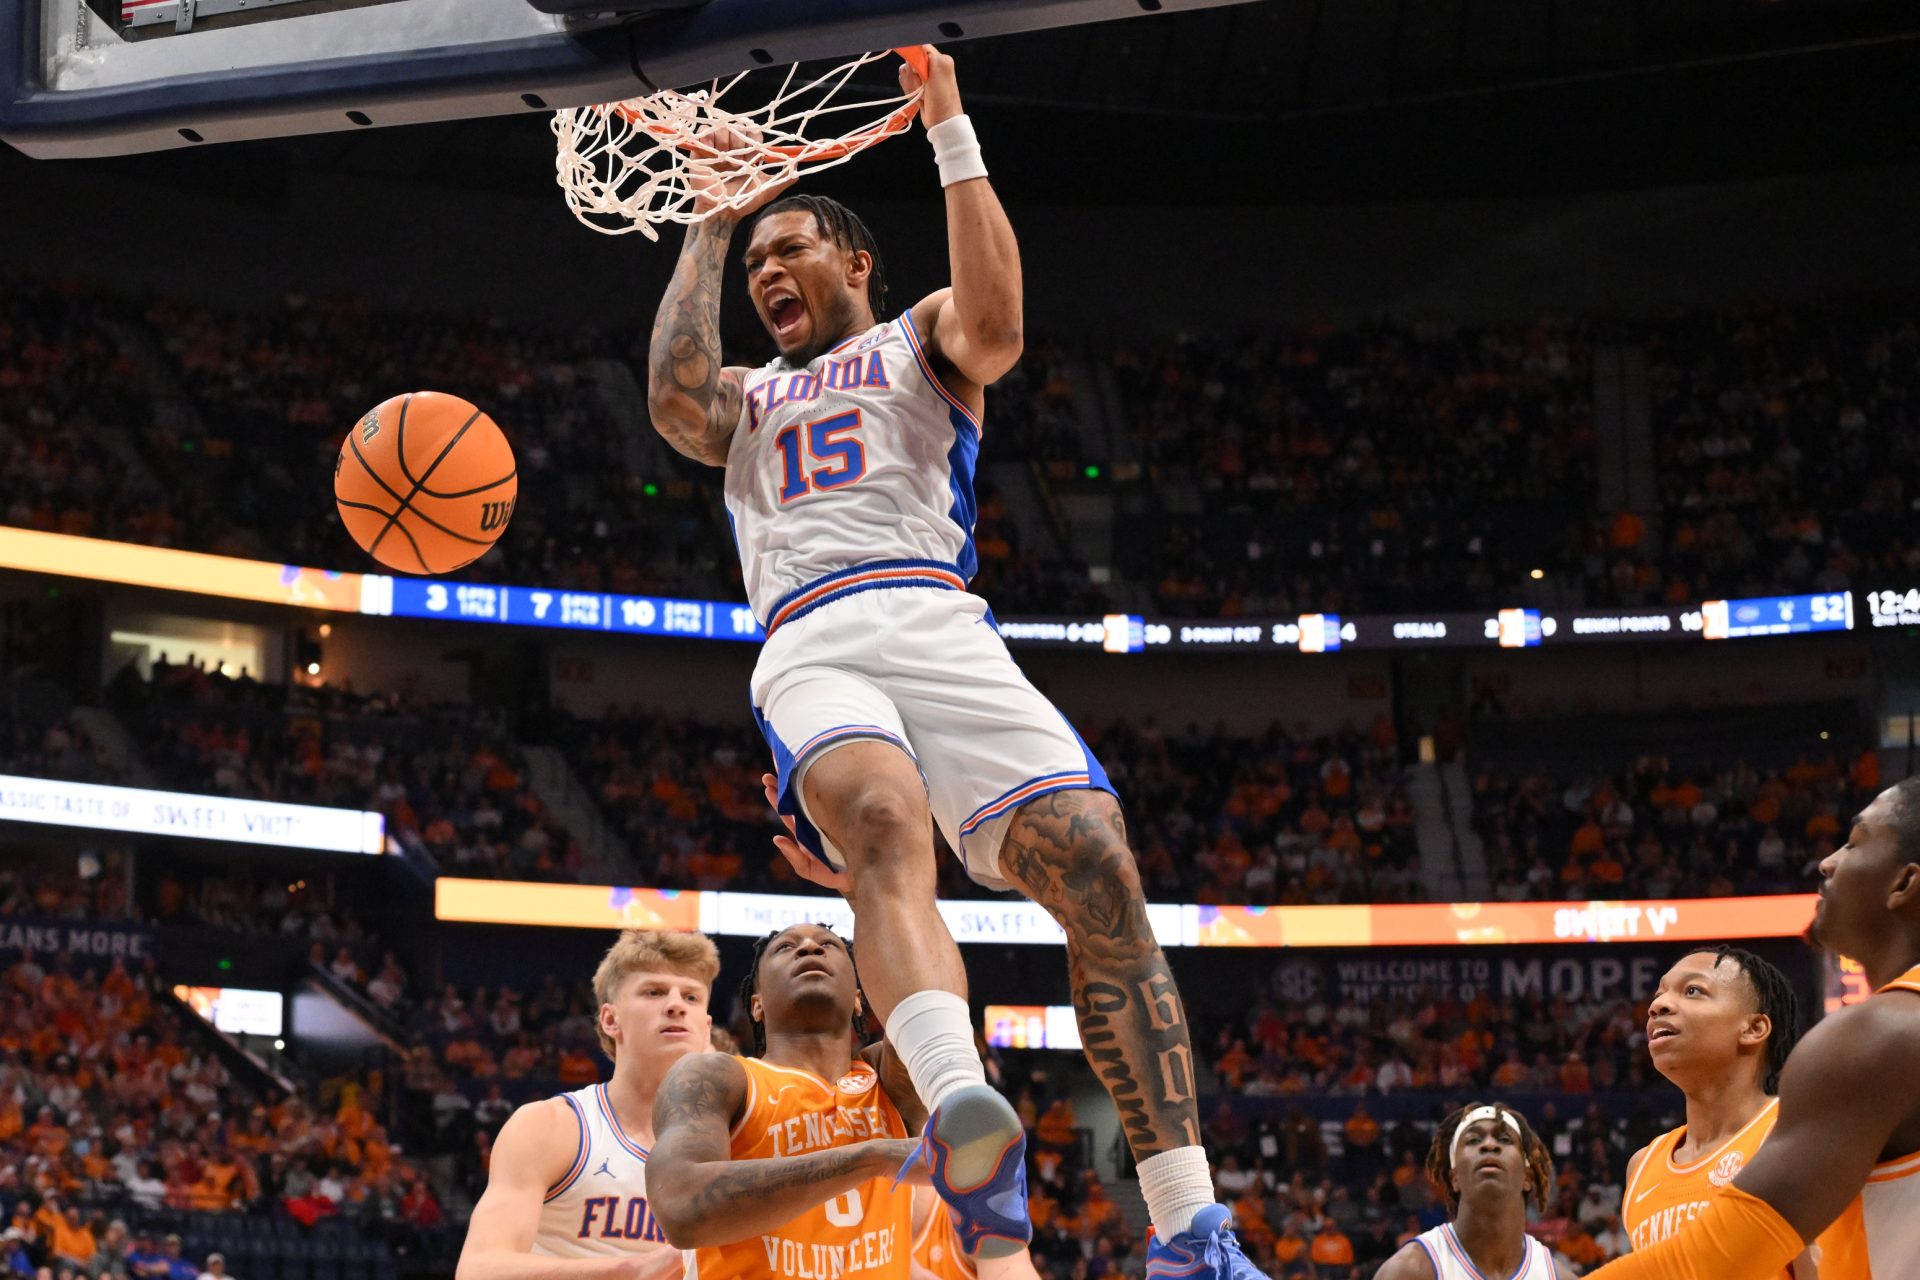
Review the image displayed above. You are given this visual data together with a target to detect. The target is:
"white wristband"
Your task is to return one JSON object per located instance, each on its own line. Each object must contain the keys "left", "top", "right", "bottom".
{"left": 927, "top": 114, "right": 987, "bottom": 187}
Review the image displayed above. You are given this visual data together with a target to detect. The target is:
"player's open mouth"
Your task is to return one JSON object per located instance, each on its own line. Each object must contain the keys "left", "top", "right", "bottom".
{"left": 793, "top": 960, "right": 833, "bottom": 977}
{"left": 1476, "top": 1159, "right": 1504, "bottom": 1173}
{"left": 768, "top": 292, "right": 805, "bottom": 337}
{"left": 660, "top": 1025, "right": 690, "bottom": 1037}
{"left": 1648, "top": 1023, "right": 1680, "bottom": 1043}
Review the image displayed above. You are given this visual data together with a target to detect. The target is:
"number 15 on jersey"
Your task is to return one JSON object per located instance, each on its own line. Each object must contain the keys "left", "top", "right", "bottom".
{"left": 776, "top": 411, "right": 867, "bottom": 503}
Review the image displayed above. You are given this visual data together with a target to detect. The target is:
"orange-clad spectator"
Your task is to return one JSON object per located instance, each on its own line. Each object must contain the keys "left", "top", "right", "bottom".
{"left": 1035, "top": 1098, "right": 1077, "bottom": 1148}
{"left": 1590, "top": 846, "right": 1626, "bottom": 885}
{"left": 50, "top": 1204, "right": 97, "bottom": 1268}
{"left": 1232, "top": 1191, "right": 1274, "bottom": 1250}
{"left": 1077, "top": 1178, "right": 1119, "bottom": 1233}
{"left": 26, "top": 1106, "right": 70, "bottom": 1157}
{"left": 1310, "top": 1226, "right": 1355, "bottom": 1269}
{"left": 1559, "top": 1053, "right": 1592, "bottom": 1093}
{"left": 1028, "top": 1187, "right": 1059, "bottom": 1232}
{"left": 336, "top": 1091, "right": 375, "bottom": 1143}
{"left": 1344, "top": 1105, "right": 1380, "bottom": 1156}
{"left": 1216, "top": 1040, "right": 1256, "bottom": 1090}
{"left": 1852, "top": 749, "right": 1882, "bottom": 793}
{"left": 1273, "top": 1223, "right": 1308, "bottom": 1267}
{"left": 1557, "top": 1222, "right": 1605, "bottom": 1270}
{"left": 556, "top": 1046, "right": 601, "bottom": 1087}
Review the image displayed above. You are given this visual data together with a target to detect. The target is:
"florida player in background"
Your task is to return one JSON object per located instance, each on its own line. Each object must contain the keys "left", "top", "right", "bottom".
{"left": 1587, "top": 776, "right": 1920, "bottom": 1280}
{"left": 456, "top": 930, "right": 718, "bottom": 1280}
{"left": 1621, "top": 947, "right": 1806, "bottom": 1276}
{"left": 647, "top": 923, "right": 923, "bottom": 1280}
{"left": 1374, "top": 1105, "right": 1576, "bottom": 1280}
{"left": 645, "top": 45, "right": 1256, "bottom": 1280}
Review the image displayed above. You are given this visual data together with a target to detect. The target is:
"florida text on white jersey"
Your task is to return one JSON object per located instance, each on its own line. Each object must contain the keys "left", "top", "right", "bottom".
{"left": 1411, "top": 1224, "right": 1556, "bottom": 1280}
{"left": 533, "top": 1083, "right": 671, "bottom": 1257}
{"left": 723, "top": 312, "right": 981, "bottom": 635}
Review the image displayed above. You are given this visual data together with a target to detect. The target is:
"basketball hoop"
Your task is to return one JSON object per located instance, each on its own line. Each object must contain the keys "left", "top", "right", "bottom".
{"left": 553, "top": 46, "right": 930, "bottom": 240}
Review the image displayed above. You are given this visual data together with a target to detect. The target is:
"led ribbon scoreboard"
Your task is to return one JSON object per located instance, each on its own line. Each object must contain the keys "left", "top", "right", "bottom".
{"left": 0, "top": 528, "right": 1892, "bottom": 654}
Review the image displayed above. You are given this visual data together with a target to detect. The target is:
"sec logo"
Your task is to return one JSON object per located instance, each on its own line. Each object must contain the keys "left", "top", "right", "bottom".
{"left": 1707, "top": 1151, "right": 1746, "bottom": 1187}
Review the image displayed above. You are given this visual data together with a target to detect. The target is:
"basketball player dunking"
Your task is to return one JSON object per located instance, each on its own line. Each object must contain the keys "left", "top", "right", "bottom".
{"left": 1621, "top": 947, "right": 1806, "bottom": 1277}
{"left": 1374, "top": 1104, "right": 1576, "bottom": 1280}
{"left": 647, "top": 924, "right": 922, "bottom": 1280}
{"left": 457, "top": 930, "right": 719, "bottom": 1280}
{"left": 644, "top": 46, "right": 1261, "bottom": 1280}
{"left": 1588, "top": 777, "right": 1920, "bottom": 1280}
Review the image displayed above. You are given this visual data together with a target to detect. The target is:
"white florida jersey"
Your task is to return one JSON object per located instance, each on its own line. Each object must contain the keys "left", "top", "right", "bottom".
{"left": 1410, "top": 1224, "right": 1557, "bottom": 1280}
{"left": 533, "top": 1083, "right": 673, "bottom": 1258}
{"left": 723, "top": 312, "right": 982, "bottom": 636}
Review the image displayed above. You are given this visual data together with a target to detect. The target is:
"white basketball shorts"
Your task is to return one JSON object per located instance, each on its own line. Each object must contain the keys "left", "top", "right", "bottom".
{"left": 748, "top": 561, "right": 1116, "bottom": 892}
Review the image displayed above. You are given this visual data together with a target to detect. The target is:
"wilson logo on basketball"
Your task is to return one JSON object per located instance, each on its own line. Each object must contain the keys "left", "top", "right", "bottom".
{"left": 1707, "top": 1151, "right": 1746, "bottom": 1187}
{"left": 359, "top": 411, "right": 380, "bottom": 443}
{"left": 479, "top": 499, "right": 515, "bottom": 532}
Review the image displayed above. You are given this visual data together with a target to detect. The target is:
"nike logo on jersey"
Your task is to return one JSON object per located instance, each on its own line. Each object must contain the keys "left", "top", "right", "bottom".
{"left": 1634, "top": 1185, "right": 1659, "bottom": 1205}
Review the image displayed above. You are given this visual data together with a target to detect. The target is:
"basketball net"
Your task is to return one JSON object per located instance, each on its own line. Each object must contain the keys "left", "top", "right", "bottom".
{"left": 553, "top": 47, "right": 929, "bottom": 240}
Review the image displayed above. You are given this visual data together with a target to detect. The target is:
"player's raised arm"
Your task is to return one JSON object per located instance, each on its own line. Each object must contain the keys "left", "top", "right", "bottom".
{"left": 647, "top": 1052, "right": 921, "bottom": 1248}
{"left": 646, "top": 215, "right": 747, "bottom": 466}
{"left": 644, "top": 138, "right": 789, "bottom": 466}
{"left": 903, "top": 50, "right": 1023, "bottom": 388}
{"left": 1586, "top": 997, "right": 1920, "bottom": 1280}
{"left": 456, "top": 1101, "right": 669, "bottom": 1280}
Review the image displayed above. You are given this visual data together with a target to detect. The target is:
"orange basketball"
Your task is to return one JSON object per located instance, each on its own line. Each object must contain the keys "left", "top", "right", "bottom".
{"left": 334, "top": 391, "right": 517, "bottom": 575}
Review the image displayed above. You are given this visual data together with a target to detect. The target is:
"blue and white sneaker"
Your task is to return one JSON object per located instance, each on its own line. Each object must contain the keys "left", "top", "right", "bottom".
{"left": 898, "top": 1085, "right": 1031, "bottom": 1259}
{"left": 1145, "top": 1205, "right": 1271, "bottom": 1280}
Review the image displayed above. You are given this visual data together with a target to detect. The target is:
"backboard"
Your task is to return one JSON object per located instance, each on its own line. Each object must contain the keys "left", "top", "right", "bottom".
{"left": 2, "top": 0, "right": 1256, "bottom": 159}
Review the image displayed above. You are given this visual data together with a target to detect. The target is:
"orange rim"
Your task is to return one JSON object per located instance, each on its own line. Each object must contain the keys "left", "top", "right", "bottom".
{"left": 608, "top": 46, "right": 930, "bottom": 162}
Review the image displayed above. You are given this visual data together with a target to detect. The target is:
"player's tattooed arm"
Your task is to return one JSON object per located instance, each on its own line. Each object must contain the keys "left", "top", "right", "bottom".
{"left": 646, "top": 218, "right": 746, "bottom": 467}
{"left": 862, "top": 1040, "right": 930, "bottom": 1134}
{"left": 648, "top": 1053, "right": 919, "bottom": 1248}
{"left": 999, "top": 790, "right": 1201, "bottom": 1158}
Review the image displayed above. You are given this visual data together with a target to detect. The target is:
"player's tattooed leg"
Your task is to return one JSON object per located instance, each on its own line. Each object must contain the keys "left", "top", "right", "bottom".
{"left": 1000, "top": 790, "right": 1201, "bottom": 1158}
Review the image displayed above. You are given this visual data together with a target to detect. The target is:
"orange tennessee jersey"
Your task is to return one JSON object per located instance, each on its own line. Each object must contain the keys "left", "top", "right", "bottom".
{"left": 911, "top": 1193, "right": 977, "bottom": 1280}
{"left": 1623, "top": 1097, "right": 1789, "bottom": 1276}
{"left": 1807, "top": 964, "right": 1920, "bottom": 1280}
{"left": 690, "top": 1058, "right": 914, "bottom": 1280}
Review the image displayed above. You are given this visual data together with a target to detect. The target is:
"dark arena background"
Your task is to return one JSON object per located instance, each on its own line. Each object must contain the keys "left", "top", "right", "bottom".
{"left": 5, "top": 0, "right": 1920, "bottom": 1276}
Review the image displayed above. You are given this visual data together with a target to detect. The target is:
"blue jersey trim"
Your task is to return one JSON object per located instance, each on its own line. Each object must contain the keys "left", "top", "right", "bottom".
{"left": 544, "top": 1093, "right": 590, "bottom": 1202}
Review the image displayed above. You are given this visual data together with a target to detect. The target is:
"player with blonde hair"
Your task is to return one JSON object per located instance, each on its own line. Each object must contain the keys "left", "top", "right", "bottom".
{"left": 457, "top": 929, "right": 720, "bottom": 1280}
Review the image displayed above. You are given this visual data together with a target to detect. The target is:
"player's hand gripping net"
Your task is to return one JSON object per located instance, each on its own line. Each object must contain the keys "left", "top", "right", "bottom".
{"left": 553, "top": 47, "right": 930, "bottom": 240}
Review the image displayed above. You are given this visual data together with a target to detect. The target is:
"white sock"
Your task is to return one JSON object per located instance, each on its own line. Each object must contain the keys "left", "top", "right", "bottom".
{"left": 886, "top": 989, "right": 988, "bottom": 1115}
{"left": 1138, "top": 1146, "right": 1215, "bottom": 1239}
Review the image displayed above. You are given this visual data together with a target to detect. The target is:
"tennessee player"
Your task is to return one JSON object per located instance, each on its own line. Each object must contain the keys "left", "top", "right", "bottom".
{"left": 1374, "top": 1104, "right": 1575, "bottom": 1280}
{"left": 456, "top": 929, "right": 718, "bottom": 1280}
{"left": 1588, "top": 777, "right": 1920, "bottom": 1280}
{"left": 1621, "top": 947, "right": 1805, "bottom": 1275}
{"left": 649, "top": 923, "right": 925, "bottom": 1280}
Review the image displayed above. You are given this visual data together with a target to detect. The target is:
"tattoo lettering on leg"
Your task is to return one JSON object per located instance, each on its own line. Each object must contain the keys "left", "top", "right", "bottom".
{"left": 1002, "top": 791, "right": 1205, "bottom": 1156}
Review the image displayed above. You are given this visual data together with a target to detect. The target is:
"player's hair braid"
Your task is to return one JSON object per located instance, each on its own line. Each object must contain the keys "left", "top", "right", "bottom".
{"left": 755, "top": 194, "right": 889, "bottom": 318}
{"left": 737, "top": 924, "right": 870, "bottom": 1056}
{"left": 1427, "top": 1103, "right": 1555, "bottom": 1215}
{"left": 1702, "top": 943, "right": 1802, "bottom": 1095}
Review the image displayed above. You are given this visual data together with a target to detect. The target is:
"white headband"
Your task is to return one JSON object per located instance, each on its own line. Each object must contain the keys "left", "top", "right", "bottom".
{"left": 1450, "top": 1105, "right": 1523, "bottom": 1165}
